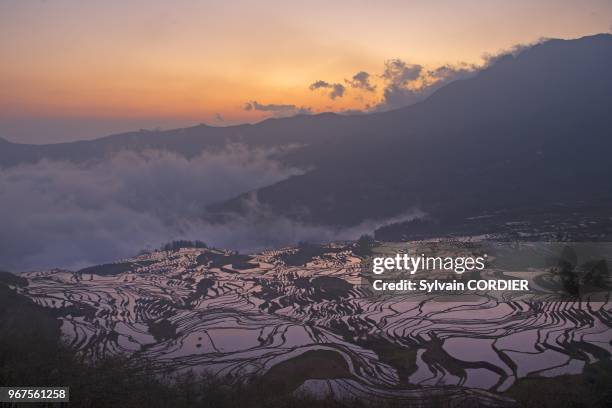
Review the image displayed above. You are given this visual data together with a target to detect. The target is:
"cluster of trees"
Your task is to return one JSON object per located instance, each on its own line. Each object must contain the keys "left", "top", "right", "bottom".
{"left": 556, "top": 246, "right": 609, "bottom": 296}
{"left": 354, "top": 234, "right": 376, "bottom": 257}
{"left": 159, "top": 240, "right": 208, "bottom": 252}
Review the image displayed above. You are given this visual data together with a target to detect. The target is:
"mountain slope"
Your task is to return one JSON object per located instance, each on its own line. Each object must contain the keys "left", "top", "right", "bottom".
{"left": 216, "top": 34, "right": 612, "bottom": 226}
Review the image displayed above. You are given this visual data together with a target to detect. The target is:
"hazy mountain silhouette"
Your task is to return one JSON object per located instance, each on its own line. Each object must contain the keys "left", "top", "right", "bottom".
{"left": 2, "top": 34, "right": 611, "bottom": 229}
{"left": 0, "top": 113, "right": 364, "bottom": 168}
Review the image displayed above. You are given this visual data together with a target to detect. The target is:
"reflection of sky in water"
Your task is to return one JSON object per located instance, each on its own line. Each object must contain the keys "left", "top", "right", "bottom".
{"left": 20, "top": 247, "right": 612, "bottom": 402}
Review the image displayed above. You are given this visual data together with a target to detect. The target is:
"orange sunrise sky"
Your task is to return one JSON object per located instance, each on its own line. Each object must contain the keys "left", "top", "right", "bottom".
{"left": 1, "top": 0, "right": 611, "bottom": 143}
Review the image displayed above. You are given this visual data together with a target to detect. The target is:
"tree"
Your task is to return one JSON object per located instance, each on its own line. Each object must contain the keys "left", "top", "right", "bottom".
{"left": 354, "top": 234, "right": 375, "bottom": 257}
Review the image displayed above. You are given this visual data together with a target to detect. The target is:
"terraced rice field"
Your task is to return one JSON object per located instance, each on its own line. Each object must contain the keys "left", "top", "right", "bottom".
{"left": 15, "top": 244, "right": 612, "bottom": 406}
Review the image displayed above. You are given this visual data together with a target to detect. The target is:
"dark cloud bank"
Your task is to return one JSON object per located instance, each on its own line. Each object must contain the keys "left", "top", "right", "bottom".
{"left": 0, "top": 147, "right": 420, "bottom": 272}
{"left": 309, "top": 80, "right": 346, "bottom": 100}
{"left": 243, "top": 101, "right": 312, "bottom": 117}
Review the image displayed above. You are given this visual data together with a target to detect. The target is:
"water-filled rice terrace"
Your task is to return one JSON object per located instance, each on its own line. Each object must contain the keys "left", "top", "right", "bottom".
{"left": 16, "top": 243, "right": 612, "bottom": 406}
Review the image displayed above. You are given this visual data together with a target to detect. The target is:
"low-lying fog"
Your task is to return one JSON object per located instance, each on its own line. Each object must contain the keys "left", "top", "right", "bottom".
{"left": 0, "top": 146, "right": 420, "bottom": 272}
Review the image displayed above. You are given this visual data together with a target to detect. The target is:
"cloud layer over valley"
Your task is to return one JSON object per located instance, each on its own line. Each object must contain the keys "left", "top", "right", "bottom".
{"left": 0, "top": 147, "right": 299, "bottom": 271}
{"left": 0, "top": 147, "right": 421, "bottom": 272}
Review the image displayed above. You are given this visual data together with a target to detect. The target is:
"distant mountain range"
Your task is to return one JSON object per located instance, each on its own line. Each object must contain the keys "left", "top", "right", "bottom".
{"left": 3, "top": 34, "right": 612, "bottom": 231}
{"left": 0, "top": 113, "right": 362, "bottom": 168}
